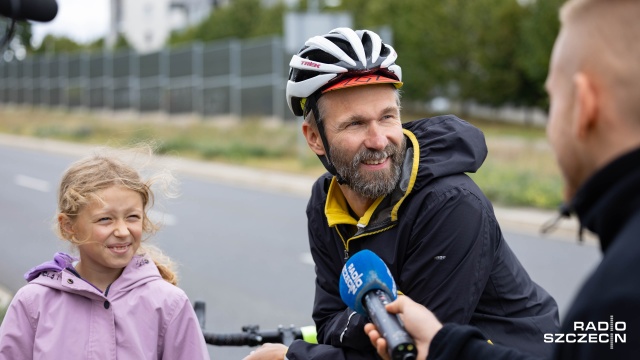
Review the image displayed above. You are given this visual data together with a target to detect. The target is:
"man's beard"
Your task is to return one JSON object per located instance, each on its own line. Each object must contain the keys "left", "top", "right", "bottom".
{"left": 331, "top": 137, "right": 406, "bottom": 200}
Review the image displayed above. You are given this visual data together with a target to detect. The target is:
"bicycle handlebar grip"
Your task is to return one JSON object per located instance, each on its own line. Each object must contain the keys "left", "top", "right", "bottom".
{"left": 203, "top": 332, "right": 262, "bottom": 346}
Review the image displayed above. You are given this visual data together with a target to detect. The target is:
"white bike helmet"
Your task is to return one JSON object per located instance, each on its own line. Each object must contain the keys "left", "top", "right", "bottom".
{"left": 286, "top": 28, "right": 403, "bottom": 183}
{"left": 286, "top": 27, "right": 403, "bottom": 117}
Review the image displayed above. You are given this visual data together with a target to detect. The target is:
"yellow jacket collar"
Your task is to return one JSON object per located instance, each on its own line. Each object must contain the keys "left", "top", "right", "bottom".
{"left": 325, "top": 177, "right": 385, "bottom": 228}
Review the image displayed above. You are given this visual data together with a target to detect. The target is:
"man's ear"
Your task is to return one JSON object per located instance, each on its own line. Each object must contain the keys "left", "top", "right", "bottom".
{"left": 573, "top": 72, "right": 598, "bottom": 139}
{"left": 58, "top": 214, "right": 74, "bottom": 239}
{"left": 302, "top": 120, "right": 326, "bottom": 156}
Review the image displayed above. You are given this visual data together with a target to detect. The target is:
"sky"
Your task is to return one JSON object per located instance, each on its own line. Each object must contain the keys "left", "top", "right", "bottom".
{"left": 30, "top": 0, "right": 110, "bottom": 46}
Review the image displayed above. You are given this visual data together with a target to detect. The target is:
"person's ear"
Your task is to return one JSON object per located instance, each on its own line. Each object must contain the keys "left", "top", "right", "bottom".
{"left": 302, "top": 120, "right": 326, "bottom": 156}
{"left": 58, "top": 214, "right": 75, "bottom": 239}
{"left": 573, "top": 72, "right": 598, "bottom": 139}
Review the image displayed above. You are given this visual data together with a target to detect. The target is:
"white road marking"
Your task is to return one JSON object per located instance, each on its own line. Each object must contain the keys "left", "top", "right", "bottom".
{"left": 300, "top": 252, "right": 315, "bottom": 266}
{"left": 14, "top": 174, "right": 50, "bottom": 192}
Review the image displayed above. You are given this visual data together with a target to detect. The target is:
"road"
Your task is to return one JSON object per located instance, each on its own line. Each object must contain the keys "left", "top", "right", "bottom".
{"left": 0, "top": 141, "right": 602, "bottom": 359}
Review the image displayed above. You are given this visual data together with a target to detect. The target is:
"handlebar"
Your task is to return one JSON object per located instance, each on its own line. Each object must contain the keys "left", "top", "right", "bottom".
{"left": 203, "top": 324, "right": 305, "bottom": 346}
{"left": 194, "top": 300, "right": 317, "bottom": 347}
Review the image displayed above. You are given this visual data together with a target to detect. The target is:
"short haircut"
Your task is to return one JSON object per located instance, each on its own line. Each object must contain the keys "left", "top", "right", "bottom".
{"left": 559, "top": 0, "right": 640, "bottom": 121}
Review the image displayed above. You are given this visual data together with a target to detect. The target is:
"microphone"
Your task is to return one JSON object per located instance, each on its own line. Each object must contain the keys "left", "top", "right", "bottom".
{"left": 339, "top": 249, "right": 417, "bottom": 360}
{"left": 0, "top": 0, "right": 58, "bottom": 22}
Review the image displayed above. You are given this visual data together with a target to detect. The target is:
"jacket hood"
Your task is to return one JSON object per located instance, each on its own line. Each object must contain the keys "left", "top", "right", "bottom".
{"left": 24, "top": 252, "right": 77, "bottom": 282}
{"left": 27, "top": 253, "right": 163, "bottom": 300}
{"left": 402, "top": 115, "right": 487, "bottom": 192}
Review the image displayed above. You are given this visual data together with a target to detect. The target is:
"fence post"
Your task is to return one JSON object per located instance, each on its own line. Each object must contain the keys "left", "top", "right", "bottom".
{"left": 60, "top": 54, "right": 68, "bottom": 110}
{"left": 130, "top": 49, "right": 140, "bottom": 114}
{"left": 82, "top": 52, "right": 90, "bottom": 110}
{"left": 229, "top": 39, "right": 241, "bottom": 118}
{"left": 161, "top": 47, "right": 169, "bottom": 115}
{"left": 272, "top": 36, "right": 285, "bottom": 122}
{"left": 192, "top": 41, "right": 203, "bottom": 118}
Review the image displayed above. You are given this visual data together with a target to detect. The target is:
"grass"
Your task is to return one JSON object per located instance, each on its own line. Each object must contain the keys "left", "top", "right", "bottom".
{"left": 0, "top": 107, "right": 564, "bottom": 209}
{"left": 472, "top": 138, "right": 563, "bottom": 209}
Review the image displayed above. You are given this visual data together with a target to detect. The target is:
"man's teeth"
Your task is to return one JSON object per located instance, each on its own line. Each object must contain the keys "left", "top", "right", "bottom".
{"left": 363, "top": 158, "right": 387, "bottom": 165}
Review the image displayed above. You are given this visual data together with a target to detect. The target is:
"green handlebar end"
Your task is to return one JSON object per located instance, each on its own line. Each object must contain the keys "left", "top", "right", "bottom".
{"left": 300, "top": 325, "right": 318, "bottom": 344}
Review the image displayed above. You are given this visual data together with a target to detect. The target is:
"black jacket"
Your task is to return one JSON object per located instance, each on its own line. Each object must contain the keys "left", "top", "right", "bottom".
{"left": 286, "top": 116, "right": 559, "bottom": 359}
{"left": 427, "top": 147, "right": 640, "bottom": 359}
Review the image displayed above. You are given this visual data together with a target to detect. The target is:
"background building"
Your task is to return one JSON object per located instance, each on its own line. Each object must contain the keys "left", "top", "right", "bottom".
{"left": 107, "top": 0, "right": 224, "bottom": 53}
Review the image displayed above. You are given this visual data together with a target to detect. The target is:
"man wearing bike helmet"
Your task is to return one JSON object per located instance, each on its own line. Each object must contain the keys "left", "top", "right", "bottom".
{"left": 246, "top": 27, "right": 559, "bottom": 360}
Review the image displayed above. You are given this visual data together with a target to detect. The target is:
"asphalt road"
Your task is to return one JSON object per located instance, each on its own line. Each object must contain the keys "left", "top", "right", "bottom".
{"left": 0, "top": 140, "right": 602, "bottom": 359}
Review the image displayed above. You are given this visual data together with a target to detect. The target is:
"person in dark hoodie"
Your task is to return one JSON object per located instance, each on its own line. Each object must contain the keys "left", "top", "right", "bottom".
{"left": 244, "top": 28, "right": 558, "bottom": 360}
{"left": 364, "top": 0, "right": 640, "bottom": 359}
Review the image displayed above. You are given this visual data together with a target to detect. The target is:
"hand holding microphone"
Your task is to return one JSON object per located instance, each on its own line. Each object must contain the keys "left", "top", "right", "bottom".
{"left": 365, "top": 296, "right": 443, "bottom": 360}
{"left": 339, "top": 249, "right": 417, "bottom": 360}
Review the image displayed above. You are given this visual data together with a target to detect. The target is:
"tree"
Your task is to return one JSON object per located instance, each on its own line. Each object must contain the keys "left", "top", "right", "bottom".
{"left": 170, "top": 0, "right": 287, "bottom": 45}
{"left": 465, "top": 0, "right": 527, "bottom": 107}
{"left": 339, "top": 0, "right": 445, "bottom": 101}
{"left": 33, "top": 35, "right": 85, "bottom": 54}
{"left": 15, "top": 21, "right": 33, "bottom": 52}
{"left": 516, "top": 0, "right": 564, "bottom": 109}
{"left": 340, "top": 0, "right": 561, "bottom": 113}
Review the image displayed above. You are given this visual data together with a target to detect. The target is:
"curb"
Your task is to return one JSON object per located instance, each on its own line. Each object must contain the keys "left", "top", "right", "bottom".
{"left": 493, "top": 207, "right": 597, "bottom": 246}
{"left": 0, "top": 133, "right": 598, "bottom": 309}
{"left": 0, "top": 133, "right": 595, "bottom": 245}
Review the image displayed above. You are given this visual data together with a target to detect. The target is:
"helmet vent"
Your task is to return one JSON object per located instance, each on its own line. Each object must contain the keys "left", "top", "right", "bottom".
{"left": 361, "top": 32, "right": 373, "bottom": 60}
{"left": 303, "top": 49, "right": 340, "bottom": 65}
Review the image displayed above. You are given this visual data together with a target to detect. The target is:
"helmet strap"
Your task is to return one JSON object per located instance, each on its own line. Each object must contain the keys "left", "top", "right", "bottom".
{"left": 306, "top": 94, "right": 348, "bottom": 185}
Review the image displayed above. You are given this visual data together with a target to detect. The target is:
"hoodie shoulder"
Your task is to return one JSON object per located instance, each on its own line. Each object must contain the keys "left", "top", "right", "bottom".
{"left": 403, "top": 115, "right": 487, "bottom": 186}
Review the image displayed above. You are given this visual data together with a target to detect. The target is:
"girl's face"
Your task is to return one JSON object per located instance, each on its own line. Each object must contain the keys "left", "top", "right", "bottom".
{"left": 70, "top": 185, "right": 144, "bottom": 280}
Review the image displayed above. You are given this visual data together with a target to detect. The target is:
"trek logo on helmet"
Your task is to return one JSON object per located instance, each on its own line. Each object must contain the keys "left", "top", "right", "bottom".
{"left": 301, "top": 60, "right": 321, "bottom": 69}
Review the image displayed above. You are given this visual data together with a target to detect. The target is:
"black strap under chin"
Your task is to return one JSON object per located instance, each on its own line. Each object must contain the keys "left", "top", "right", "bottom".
{"left": 305, "top": 94, "right": 348, "bottom": 185}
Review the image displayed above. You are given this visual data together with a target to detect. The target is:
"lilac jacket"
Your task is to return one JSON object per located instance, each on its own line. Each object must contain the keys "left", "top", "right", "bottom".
{"left": 0, "top": 253, "right": 210, "bottom": 360}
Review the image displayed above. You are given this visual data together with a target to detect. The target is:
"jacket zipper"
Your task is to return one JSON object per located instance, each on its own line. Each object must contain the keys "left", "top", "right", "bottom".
{"left": 337, "top": 224, "right": 397, "bottom": 260}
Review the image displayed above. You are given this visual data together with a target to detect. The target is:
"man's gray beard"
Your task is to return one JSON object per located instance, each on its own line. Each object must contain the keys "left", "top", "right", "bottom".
{"left": 331, "top": 137, "right": 406, "bottom": 200}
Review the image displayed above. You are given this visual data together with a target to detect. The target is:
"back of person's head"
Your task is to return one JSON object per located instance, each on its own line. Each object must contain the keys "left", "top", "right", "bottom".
{"left": 560, "top": 0, "right": 640, "bottom": 125}
{"left": 56, "top": 146, "right": 180, "bottom": 285}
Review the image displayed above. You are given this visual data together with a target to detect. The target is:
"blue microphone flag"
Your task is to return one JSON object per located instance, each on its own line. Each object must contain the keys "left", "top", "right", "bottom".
{"left": 339, "top": 249, "right": 397, "bottom": 316}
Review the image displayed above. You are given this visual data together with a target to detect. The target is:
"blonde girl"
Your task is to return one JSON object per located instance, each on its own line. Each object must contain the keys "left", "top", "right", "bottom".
{"left": 0, "top": 148, "right": 209, "bottom": 360}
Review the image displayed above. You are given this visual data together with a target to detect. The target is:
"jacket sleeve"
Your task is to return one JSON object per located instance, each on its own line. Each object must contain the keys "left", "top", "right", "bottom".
{"left": 401, "top": 184, "right": 496, "bottom": 326}
{"left": 0, "top": 287, "right": 36, "bottom": 360}
{"left": 286, "top": 340, "right": 380, "bottom": 360}
{"left": 428, "top": 323, "right": 541, "bottom": 360}
{"left": 161, "top": 294, "right": 210, "bottom": 360}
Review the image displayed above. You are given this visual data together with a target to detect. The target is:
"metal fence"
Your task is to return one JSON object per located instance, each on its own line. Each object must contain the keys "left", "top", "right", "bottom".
{"left": 0, "top": 36, "right": 294, "bottom": 121}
